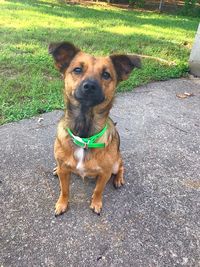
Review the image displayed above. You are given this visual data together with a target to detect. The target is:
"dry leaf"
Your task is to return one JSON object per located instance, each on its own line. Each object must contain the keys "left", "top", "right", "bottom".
{"left": 184, "top": 92, "right": 194, "bottom": 96}
{"left": 176, "top": 92, "right": 194, "bottom": 99}
{"left": 38, "top": 117, "right": 44, "bottom": 123}
{"left": 176, "top": 93, "right": 187, "bottom": 99}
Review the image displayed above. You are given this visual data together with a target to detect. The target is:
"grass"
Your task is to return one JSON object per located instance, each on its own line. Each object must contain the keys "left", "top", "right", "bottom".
{"left": 0, "top": 0, "right": 199, "bottom": 125}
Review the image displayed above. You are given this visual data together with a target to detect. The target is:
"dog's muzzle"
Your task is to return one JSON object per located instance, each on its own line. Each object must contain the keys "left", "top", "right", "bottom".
{"left": 74, "top": 79, "right": 105, "bottom": 107}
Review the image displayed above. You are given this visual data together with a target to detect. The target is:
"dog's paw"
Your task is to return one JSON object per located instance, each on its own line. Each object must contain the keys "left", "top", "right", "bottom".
{"left": 90, "top": 200, "right": 102, "bottom": 215}
{"left": 55, "top": 200, "right": 68, "bottom": 217}
{"left": 113, "top": 176, "right": 125, "bottom": 189}
{"left": 53, "top": 166, "right": 58, "bottom": 176}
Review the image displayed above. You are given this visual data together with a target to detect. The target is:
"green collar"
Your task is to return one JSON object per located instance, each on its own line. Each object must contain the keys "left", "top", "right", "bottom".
{"left": 66, "top": 124, "right": 108, "bottom": 149}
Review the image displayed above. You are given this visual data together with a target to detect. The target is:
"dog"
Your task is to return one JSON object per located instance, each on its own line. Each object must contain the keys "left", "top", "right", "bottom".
{"left": 49, "top": 42, "right": 141, "bottom": 216}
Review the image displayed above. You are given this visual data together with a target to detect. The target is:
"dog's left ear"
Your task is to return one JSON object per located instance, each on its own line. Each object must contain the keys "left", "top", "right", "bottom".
{"left": 110, "top": 54, "right": 141, "bottom": 82}
{"left": 48, "top": 42, "right": 80, "bottom": 72}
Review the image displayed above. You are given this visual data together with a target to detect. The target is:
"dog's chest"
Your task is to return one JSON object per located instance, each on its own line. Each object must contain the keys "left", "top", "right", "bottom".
{"left": 74, "top": 148, "right": 101, "bottom": 177}
{"left": 74, "top": 148, "right": 85, "bottom": 176}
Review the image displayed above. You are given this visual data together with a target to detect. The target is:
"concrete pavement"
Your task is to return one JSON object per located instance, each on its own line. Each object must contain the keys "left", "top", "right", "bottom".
{"left": 0, "top": 78, "right": 200, "bottom": 266}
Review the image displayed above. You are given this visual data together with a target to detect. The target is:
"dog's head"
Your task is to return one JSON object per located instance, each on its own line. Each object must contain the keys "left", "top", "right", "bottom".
{"left": 49, "top": 42, "right": 141, "bottom": 108}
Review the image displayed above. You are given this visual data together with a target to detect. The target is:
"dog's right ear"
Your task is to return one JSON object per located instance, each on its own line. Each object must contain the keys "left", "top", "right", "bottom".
{"left": 48, "top": 42, "right": 80, "bottom": 72}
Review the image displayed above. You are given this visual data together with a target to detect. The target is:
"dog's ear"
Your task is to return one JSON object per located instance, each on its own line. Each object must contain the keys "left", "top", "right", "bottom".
{"left": 48, "top": 42, "right": 80, "bottom": 72}
{"left": 110, "top": 54, "right": 141, "bottom": 82}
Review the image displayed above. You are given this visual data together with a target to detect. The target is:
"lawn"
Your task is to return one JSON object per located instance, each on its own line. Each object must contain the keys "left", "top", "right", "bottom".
{"left": 0, "top": 0, "right": 199, "bottom": 125}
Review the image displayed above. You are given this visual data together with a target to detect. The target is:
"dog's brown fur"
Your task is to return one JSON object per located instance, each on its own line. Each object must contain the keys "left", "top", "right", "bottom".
{"left": 49, "top": 42, "right": 141, "bottom": 215}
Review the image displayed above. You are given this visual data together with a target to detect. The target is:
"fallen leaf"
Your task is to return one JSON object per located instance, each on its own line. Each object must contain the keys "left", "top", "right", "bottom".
{"left": 38, "top": 117, "right": 44, "bottom": 124}
{"left": 176, "top": 93, "right": 187, "bottom": 99}
{"left": 176, "top": 92, "right": 194, "bottom": 99}
{"left": 184, "top": 92, "right": 194, "bottom": 96}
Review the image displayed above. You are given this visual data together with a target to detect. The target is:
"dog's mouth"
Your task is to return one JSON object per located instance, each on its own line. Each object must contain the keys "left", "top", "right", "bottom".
{"left": 74, "top": 79, "right": 105, "bottom": 107}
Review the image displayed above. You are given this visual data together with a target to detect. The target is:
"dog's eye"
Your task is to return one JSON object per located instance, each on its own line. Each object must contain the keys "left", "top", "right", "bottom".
{"left": 73, "top": 67, "right": 82, "bottom": 74}
{"left": 102, "top": 71, "right": 111, "bottom": 80}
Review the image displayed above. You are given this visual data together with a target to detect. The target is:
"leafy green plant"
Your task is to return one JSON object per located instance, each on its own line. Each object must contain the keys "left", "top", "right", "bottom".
{"left": 184, "top": 0, "right": 197, "bottom": 8}
{"left": 181, "top": 0, "right": 199, "bottom": 15}
{"left": 129, "top": 0, "right": 145, "bottom": 8}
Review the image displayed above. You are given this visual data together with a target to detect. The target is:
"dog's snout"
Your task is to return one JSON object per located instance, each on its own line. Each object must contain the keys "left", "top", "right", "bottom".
{"left": 75, "top": 79, "right": 105, "bottom": 107}
{"left": 82, "top": 80, "right": 97, "bottom": 93}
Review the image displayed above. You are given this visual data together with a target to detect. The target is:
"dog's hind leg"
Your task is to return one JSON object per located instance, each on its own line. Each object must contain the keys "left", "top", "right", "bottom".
{"left": 113, "top": 158, "right": 125, "bottom": 189}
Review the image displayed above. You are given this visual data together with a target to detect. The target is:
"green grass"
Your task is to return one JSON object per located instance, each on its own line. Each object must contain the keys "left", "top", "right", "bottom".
{"left": 0, "top": 0, "right": 199, "bottom": 124}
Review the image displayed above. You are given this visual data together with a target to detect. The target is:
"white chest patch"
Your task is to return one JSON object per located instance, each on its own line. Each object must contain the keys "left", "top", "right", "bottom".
{"left": 74, "top": 148, "right": 102, "bottom": 178}
{"left": 74, "top": 148, "right": 85, "bottom": 175}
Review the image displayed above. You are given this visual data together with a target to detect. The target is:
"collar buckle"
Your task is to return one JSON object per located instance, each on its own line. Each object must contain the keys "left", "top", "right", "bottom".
{"left": 83, "top": 143, "right": 88, "bottom": 149}
{"left": 84, "top": 140, "right": 90, "bottom": 149}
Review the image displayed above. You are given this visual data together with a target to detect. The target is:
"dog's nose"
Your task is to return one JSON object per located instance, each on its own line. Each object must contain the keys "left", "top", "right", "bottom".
{"left": 82, "top": 80, "right": 97, "bottom": 93}
{"left": 75, "top": 79, "right": 105, "bottom": 106}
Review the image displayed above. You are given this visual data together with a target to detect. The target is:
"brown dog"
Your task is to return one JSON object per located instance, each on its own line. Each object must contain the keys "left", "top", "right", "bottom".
{"left": 49, "top": 42, "right": 141, "bottom": 216}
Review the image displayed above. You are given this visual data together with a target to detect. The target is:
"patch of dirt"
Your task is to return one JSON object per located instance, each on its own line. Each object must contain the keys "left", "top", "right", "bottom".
{"left": 183, "top": 180, "right": 200, "bottom": 189}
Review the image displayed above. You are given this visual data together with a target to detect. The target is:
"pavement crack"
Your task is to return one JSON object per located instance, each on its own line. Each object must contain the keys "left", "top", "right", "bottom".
{"left": 164, "top": 122, "right": 189, "bottom": 134}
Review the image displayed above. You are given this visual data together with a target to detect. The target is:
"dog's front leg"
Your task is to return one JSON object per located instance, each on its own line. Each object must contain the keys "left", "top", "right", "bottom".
{"left": 55, "top": 166, "right": 71, "bottom": 217}
{"left": 90, "top": 172, "right": 111, "bottom": 215}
